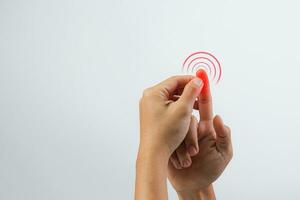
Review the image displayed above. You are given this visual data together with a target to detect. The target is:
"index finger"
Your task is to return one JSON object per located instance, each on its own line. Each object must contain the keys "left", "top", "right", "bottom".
{"left": 196, "top": 69, "right": 213, "bottom": 120}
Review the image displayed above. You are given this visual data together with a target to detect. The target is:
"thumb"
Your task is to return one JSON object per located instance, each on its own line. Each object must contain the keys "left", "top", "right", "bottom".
{"left": 213, "top": 115, "right": 232, "bottom": 156}
{"left": 177, "top": 77, "right": 203, "bottom": 111}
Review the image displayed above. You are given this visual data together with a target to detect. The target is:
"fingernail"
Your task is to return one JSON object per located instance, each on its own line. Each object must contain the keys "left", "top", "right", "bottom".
{"left": 188, "top": 146, "right": 198, "bottom": 156}
{"left": 193, "top": 78, "right": 203, "bottom": 87}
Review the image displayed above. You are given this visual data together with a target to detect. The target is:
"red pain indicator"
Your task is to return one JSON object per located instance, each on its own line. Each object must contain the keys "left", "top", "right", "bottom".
{"left": 182, "top": 51, "right": 222, "bottom": 84}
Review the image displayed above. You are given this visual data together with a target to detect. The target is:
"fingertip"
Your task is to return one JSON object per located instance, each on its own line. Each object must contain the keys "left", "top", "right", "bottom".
{"left": 176, "top": 146, "right": 192, "bottom": 168}
{"left": 170, "top": 153, "right": 182, "bottom": 169}
{"left": 187, "top": 145, "right": 198, "bottom": 156}
{"left": 189, "top": 78, "right": 204, "bottom": 99}
{"left": 177, "top": 78, "right": 203, "bottom": 113}
{"left": 192, "top": 77, "right": 204, "bottom": 89}
{"left": 196, "top": 69, "right": 210, "bottom": 96}
{"left": 213, "top": 115, "right": 223, "bottom": 126}
{"left": 213, "top": 115, "right": 227, "bottom": 137}
{"left": 181, "top": 155, "right": 192, "bottom": 168}
{"left": 197, "top": 70, "right": 213, "bottom": 121}
{"left": 196, "top": 69, "right": 209, "bottom": 82}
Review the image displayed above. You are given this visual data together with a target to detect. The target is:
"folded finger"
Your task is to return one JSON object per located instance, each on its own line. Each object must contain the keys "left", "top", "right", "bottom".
{"left": 184, "top": 115, "right": 199, "bottom": 156}
{"left": 176, "top": 143, "right": 192, "bottom": 168}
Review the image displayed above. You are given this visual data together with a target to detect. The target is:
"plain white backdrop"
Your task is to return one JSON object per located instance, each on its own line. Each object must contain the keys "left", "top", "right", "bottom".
{"left": 1, "top": 0, "right": 300, "bottom": 199}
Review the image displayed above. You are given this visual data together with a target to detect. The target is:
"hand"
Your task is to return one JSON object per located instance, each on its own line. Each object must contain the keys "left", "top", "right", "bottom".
{"left": 138, "top": 75, "right": 204, "bottom": 159}
{"left": 167, "top": 70, "right": 233, "bottom": 198}
{"left": 136, "top": 75, "right": 204, "bottom": 200}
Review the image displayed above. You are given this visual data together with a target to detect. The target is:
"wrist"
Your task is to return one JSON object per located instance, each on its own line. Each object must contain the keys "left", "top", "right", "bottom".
{"left": 177, "top": 185, "right": 216, "bottom": 200}
{"left": 137, "top": 140, "right": 171, "bottom": 166}
{"left": 135, "top": 143, "right": 169, "bottom": 200}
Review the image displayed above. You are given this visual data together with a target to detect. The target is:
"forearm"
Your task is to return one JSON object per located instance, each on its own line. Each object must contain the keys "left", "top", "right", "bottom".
{"left": 135, "top": 147, "right": 169, "bottom": 200}
{"left": 177, "top": 185, "right": 216, "bottom": 200}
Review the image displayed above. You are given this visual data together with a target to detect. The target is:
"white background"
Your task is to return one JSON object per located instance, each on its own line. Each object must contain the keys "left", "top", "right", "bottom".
{"left": 1, "top": 0, "right": 300, "bottom": 199}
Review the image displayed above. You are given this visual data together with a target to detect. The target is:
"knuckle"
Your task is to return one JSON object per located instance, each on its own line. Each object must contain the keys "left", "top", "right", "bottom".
{"left": 206, "top": 125, "right": 215, "bottom": 135}
{"left": 217, "top": 135, "right": 227, "bottom": 144}
{"left": 142, "top": 87, "right": 154, "bottom": 98}
{"left": 198, "top": 122, "right": 216, "bottom": 139}
{"left": 140, "top": 88, "right": 155, "bottom": 106}
{"left": 207, "top": 127, "right": 215, "bottom": 135}
{"left": 168, "top": 75, "right": 180, "bottom": 81}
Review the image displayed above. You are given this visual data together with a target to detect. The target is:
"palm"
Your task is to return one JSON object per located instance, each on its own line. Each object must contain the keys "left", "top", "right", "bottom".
{"left": 167, "top": 121, "right": 229, "bottom": 192}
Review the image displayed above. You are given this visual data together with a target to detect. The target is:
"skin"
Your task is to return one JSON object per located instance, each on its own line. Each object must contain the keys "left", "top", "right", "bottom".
{"left": 135, "top": 72, "right": 233, "bottom": 200}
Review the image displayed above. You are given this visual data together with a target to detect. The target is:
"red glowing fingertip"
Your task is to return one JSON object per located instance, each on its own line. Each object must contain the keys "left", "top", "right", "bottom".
{"left": 196, "top": 69, "right": 209, "bottom": 95}
{"left": 182, "top": 51, "right": 222, "bottom": 85}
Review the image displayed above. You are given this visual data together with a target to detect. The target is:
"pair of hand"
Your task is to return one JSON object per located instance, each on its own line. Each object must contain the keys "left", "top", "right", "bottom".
{"left": 136, "top": 71, "right": 233, "bottom": 199}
